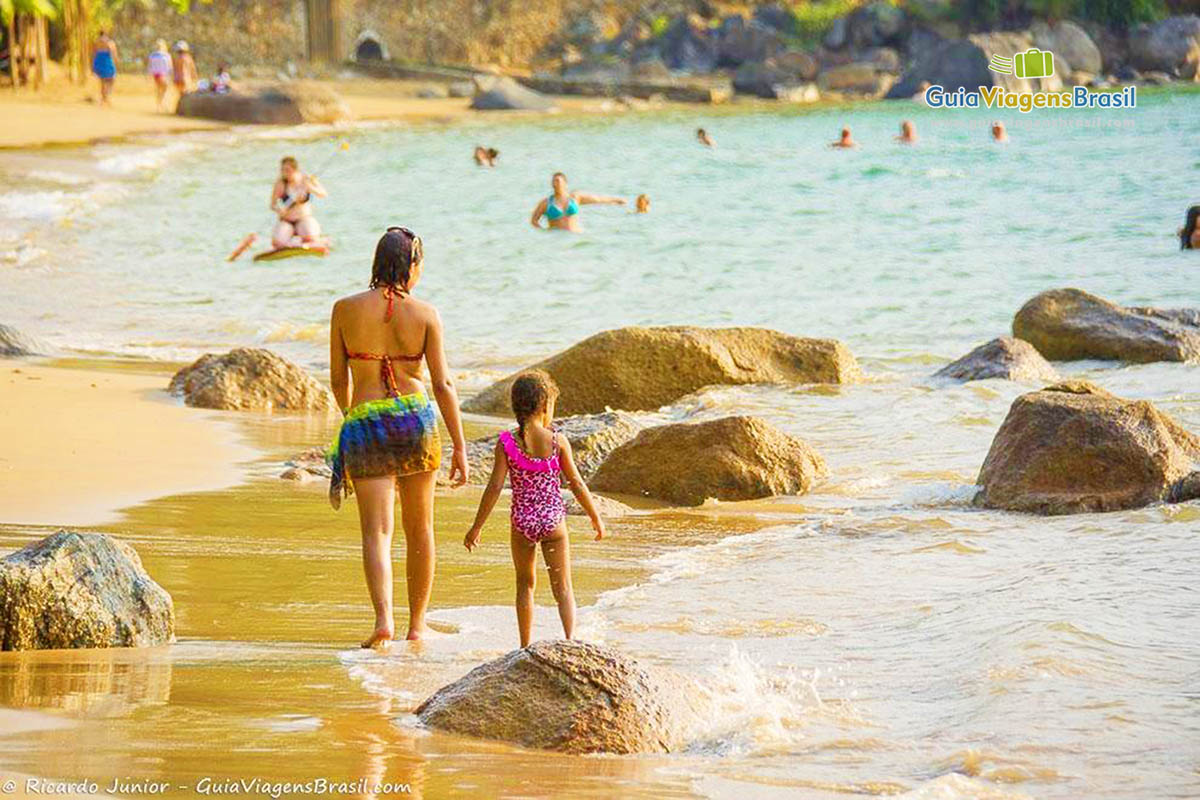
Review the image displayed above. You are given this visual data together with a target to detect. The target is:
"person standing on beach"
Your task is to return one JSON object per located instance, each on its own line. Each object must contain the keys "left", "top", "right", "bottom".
{"left": 530, "top": 172, "right": 626, "bottom": 232}
{"left": 91, "top": 32, "right": 118, "bottom": 106}
{"left": 171, "top": 41, "right": 198, "bottom": 99}
{"left": 327, "top": 227, "right": 469, "bottom": 648}
{"left": 147, "top": 40, "right": 172, "bottom": 111}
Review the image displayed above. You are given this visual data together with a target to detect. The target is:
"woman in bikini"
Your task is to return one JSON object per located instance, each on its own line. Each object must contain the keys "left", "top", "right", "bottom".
{"left": 327, "top": 227, "right": 469, "bottom": 648}
{"left": 271, "top": 156, "right": 327, "bottom": 250}
{"left": 530, "top": 172, "right": 626, "bottom": 232}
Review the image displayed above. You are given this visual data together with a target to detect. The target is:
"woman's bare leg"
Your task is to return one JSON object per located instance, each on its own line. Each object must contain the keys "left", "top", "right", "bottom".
{"left": 396, "top": 470, "right": 437, "bottom": 640}
{"left": 271, "top": 220, "right": 295, "bottom": 249}
{"left": 541, "top": 526, "right": 576, "bottom": 640}
{"left": 295, "top": 216, "right": 322, "bottom": 243}
{"left": 353, "top": 475, "right": 397, "bottom": 648}
{"left": 510, "top": 530, "right": 538, "bottom": 648}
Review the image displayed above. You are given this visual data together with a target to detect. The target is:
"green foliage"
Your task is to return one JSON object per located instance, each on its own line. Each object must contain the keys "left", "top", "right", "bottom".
{"left": 789, "top": 0, "right": 868, "bottom": 46}
{"left": 933, "top": 0, "right": 1166, "bottom": 26}
{"left": 1, "top": 0, "right": 60, "bottom": 25}
{"left": 649, "top": 14, "right": 670, "bottom": 38}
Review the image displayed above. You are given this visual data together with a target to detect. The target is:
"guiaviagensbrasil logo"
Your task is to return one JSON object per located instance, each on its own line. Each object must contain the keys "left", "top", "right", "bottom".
{"left": 924, "top": 47, "right": 1136, "bottom": 112}
{"left": 989, "top": 48, "right": 1054, "bottom": 80}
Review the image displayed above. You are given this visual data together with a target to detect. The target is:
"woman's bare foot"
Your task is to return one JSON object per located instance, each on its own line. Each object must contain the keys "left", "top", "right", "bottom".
{"left": 361, "top": 627, "right": 394, "bottom": 649}
{"left": 405, "top": 624, "right": 429, "bottom": 641}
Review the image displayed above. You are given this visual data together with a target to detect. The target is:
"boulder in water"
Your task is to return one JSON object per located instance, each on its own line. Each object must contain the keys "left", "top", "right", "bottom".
{"left": 0, "top": 324, "right": 46, "bottom": 357}
{"left": 415, "top": 639, "right": 709, "bottom": 753}
{"left": 169, "top": 347, "right": 336, "bottom": 412}
{"left": 470, "top": 76, "right": 558, "bottom": 111}
{"left": 591, "top": 415, "right": 826, "bottom": 506}
{"left": 463, "top": 327, "right": 859, "bottom": 416}
{"left": 1012, "top": 288, "right": 1200, "bottom": 363}
{"left": 0, "top": 531, "right": 175, "bottom": 651}
{"left": 974, "top": 382, "right": 1200, "bottom": 515}
{"left": 176, "top": 83, "right": 350, "bottom": 124}
{"left": 933, "top": 337, "right": 1059, "bottom": 383}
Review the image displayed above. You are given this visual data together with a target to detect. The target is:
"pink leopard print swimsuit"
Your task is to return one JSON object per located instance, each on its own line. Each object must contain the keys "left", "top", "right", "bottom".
{"left": 499, "top": 428, "right": 566, "bottom": 543}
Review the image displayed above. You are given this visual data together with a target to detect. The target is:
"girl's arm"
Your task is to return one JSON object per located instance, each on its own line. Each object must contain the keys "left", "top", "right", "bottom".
{"left": 574, "top": 192, "right": 626, "bottom": 207}
{"left": 465, "top": 440, "right": 508, "bottom": 550}
{"left": 306, "top": 174, "right": 327, "bottom": 198}
{"left": 559, "top": 435, "right": 605, "bottom": 540}
{"left": 530, "top": 197, "right": 548, "bottom": 228}
{"left": 329, "top": 300, "right": 350, "bottom": 413}
{"left": 270, "top": 180, "right": 285, "bottom": 214}
{"left": 424, "top": 307, "right": 469, "bottom": 486}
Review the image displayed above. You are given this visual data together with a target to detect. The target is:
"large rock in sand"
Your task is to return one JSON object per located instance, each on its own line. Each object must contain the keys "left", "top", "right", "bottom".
{"left": 0, "top": 531, "right": 175, "bottom": 651}
{"left": 1031, "top": 20, "right": 1102, "bottom": 75}
{"left": 471, "top": 76, "right": 557, "bottom": 111}
{"left": 177, "top": 83, "right": 351, "bottom": 124}
{"left": 463, "top": 327, "right": 859, "bottom": 416}
{"left": 1012, "top": 289, "right": 1200, "bottom": 363}
{"left": 933, "top": 337, "right": 1058, "bottom": 383}
{"left": 0, "top": 323, "right": 46, "bottom": 357}
{"left": 974, "top": 382, "right": 1200, "bottom": 515}
{"left": 169, "top": 347, "right": 335, "bottom": 412}
{"left": 415, "top": 639, "right": 709, "bottom": 753}
{"left": 591, "top": 415, "right": 826, "bottom": 506}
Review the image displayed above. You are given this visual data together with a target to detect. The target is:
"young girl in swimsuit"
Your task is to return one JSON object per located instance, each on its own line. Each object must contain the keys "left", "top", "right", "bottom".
{"left": 147, "top": 40, "right": 171, "bottom": 112}
{"left": 464, "top": 371, "right": 606, "bottom": 648}
{"left": 327, "top": 227, "right": 469, "bottom": 647}
{"left": 271, "top": 156, "right": 327, "bottom": 250}
{"left": 530, "top": 172, "right": 626, "bottom": 232}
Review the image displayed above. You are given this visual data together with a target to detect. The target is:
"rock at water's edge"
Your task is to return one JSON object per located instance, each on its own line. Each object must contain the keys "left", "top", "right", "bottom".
{"left": 415, "top": 639, "right": 709, "bottom": 753}
{"left": 933, "top": 337, "right": 1059, "bottom": 383}
{"left": 0, "top": 531, "right": 175, "bottom": 651}
{"left": 169, "top": 347, "right": 336, "bottom": 412}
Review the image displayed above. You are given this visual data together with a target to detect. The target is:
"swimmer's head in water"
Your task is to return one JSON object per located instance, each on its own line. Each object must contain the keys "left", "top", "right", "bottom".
{"left": 487, "top": 148, "right": 499, "bottom": 160}
{"left": 901, "top": 120, "right": 915, "bottom": 135}
{"left": 280, "top": 156, "right": 298, "bottom": 179}
{"left": 636, "top": 194, "right": 650, "bottom": 213}
{"left": 991, "top": 121, "right": 1006, "bottom": 139}
{"left": 510, "top": 369, "right": 559, "bottom": 437}
{"left": 552, "top": 172, "right": 568, "bottom": 193}
{"left": 372, "top": 226, "right": 424, "bottom": 290}
{"left": 1181, "top": 205, "right": 1200, "bottom": 250}
{"left": 842, "top": 127, "right": 851, "bottom": 138}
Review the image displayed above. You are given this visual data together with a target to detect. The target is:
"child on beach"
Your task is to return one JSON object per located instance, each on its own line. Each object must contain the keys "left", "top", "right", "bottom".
{"left": 147, "top": 40, "right": 171, "bottom": 111}
{"left": 464, "top": 371, "right": 605, "bottom": 648}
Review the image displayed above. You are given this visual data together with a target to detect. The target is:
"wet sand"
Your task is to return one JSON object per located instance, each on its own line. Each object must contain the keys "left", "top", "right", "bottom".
{"left": 0, "top": 358, "right": 257, "bottom": 526}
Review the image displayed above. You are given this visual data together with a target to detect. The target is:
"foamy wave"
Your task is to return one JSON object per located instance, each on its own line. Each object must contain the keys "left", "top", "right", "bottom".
{"left": 94, "top": 141, "right": 199, "bottom": 175}
{"left": 261, "top": 321, "right": 327, "bottom": 343}
{"left": 0, "top": 190, "right": 72, "bottom": 222}
{"left": 896, "top": 774, "right": 1032, "bottom": 799}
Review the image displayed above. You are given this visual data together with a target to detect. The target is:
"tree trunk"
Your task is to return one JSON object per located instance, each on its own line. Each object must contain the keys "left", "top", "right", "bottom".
{"left": 35, "top": 14, "right": 46, "bottom": 88}
{"left": 6, "top": 14, "right": 16, "bottom": 91}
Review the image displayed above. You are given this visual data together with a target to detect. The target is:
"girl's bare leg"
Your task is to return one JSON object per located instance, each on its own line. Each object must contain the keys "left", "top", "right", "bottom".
{"left": 295, "top": 216, "right": 322, "bottom": 243}
{"left": 353, "top": 476, "right": 397, "bottom": 648}
{"left": 271, "top": 220, "right": 295, "bottom": 249}
{"left": 510, "top": 530, "right": 538, "bottom": 648}
{"left": 541, "top": 525, "right": 576, "bottom": 640}
{"left": 396, "top": 470, "right": 436, "bottom": 640}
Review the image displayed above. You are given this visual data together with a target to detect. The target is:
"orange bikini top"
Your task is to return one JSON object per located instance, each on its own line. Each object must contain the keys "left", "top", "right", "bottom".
{"left": 347, "top": 285, "right": 423, "bottom": 396}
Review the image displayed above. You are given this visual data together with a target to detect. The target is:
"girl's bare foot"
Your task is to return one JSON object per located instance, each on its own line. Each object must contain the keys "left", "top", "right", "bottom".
{"left": 361, "top": 627, "right": 394, "bottom": 649}
{"left": 405, "top": 624, "right": 429, "bottom": 641}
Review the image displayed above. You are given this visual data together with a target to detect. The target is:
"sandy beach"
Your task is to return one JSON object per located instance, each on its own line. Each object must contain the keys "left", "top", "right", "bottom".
{"left": 0, "top": 359, "right": 256, "bottom": 526}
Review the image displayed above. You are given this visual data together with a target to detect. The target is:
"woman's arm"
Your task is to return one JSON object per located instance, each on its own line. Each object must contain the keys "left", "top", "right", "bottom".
{"left": 329, "top": 300, "right": 350, "bottom": 413}
{"left": 424, "top": 307, "right": 469, "bottom": 486}
{"left": 306, "top": 174, "right": 327, "bottom": 198}
{"left": 270, "top": 180, "right": 285, "bottom": 214}
{"left": 559, "top": 436, "right": 605, "bottom": 540}
{"left": 574, "top": 192, "right": 626, "bottom": 207}
{"left": 530, "top": 197, "right": 548, "bottom": 228}
{"left": 465, "top": 440, "right": 508, "bottom": 551}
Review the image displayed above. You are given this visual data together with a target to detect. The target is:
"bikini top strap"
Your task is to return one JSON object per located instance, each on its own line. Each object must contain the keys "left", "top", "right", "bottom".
{"left": 382, "top": 284, "right": 409, "bottom": 322}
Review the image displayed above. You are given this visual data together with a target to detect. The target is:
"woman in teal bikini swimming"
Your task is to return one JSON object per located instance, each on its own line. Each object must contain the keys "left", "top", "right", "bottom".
{"left": 530, "top": 172, "right": 626, "bottom": 232}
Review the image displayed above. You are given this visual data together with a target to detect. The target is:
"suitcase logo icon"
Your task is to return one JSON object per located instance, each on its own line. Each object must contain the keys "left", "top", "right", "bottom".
{"left": 989, "top": 49, "right": 1055, "bottom": 79}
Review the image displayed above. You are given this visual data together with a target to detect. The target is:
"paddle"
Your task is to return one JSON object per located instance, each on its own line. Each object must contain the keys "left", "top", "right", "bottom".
{"left": 227, "top": 140, "right": 350, "bottom": 262}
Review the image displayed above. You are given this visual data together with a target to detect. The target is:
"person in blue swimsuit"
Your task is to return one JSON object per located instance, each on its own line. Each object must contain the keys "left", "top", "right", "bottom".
{"left": 91, "top": 32, "right": 119, "bottom": 106}
{"left": 530, "top": 172, "right": 626, "bottom": 232}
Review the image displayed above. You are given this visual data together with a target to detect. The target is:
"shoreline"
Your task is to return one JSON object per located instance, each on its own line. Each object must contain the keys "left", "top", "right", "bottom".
{"left": 0, "top": 358, "right": 259, "bottom": 528}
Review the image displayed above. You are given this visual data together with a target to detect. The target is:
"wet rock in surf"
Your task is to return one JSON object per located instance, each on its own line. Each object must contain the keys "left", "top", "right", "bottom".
{"left": 280, "top": 447, "right": 331, "bottom": 481}
{"left": 974, "top": 381, "right": 1200, "bottom": 515}
{"left": 1012, "top": 288, "right": 1200, "bottom": 363}
{"left": 0, "top": 324, "right": 46, "bottom": 357}
{"left": 591, "top": 415, "right": 826, "bottom": 507}
{"left": 933, "top": 337, "right": 1059, "bottom": 383}
{"left": 463, "top": 326, "right": 859, "bottom": 416}
{"left": 565, "top": 491, "right": 634, "bottom": 518}
{"left": 446, "top": 410, "right": 647, "bottom": 485}
{"left": 415, "top": 639, "right": 709, "bottom": 754}
{"left": 169, "top": 347, "right": 335, "bottom": 413}
{"left": 176, "top": 82, "right": 350, "bottom": 124}
{"left": 0, "top": 531, "right": 175, "bottom": 651}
